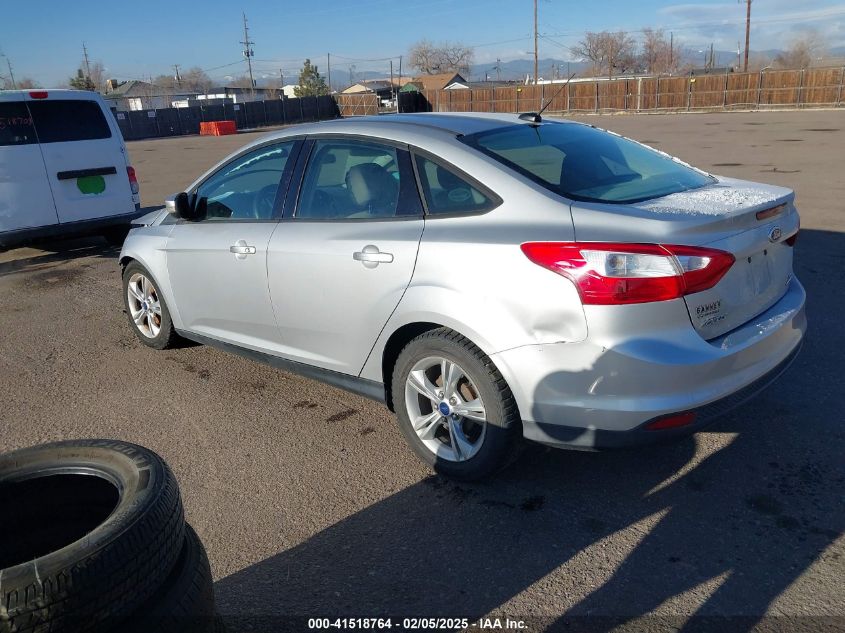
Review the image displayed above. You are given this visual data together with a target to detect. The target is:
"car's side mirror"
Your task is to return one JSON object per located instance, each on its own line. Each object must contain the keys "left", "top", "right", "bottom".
{"left": 165, "top": 192, "right": 195, "bottom": 220}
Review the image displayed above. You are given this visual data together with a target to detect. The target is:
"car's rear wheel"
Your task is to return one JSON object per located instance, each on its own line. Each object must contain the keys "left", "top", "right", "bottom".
{"left": 123, "top": 261, "right": 178, "bottom": 349}
{"left": 392, "top": 328, "right": 520, "bottom": 481}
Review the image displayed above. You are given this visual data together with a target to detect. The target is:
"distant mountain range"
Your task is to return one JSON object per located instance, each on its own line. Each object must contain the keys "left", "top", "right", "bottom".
{"left": 263, "top": 46, "right": 845, "bottom": 89}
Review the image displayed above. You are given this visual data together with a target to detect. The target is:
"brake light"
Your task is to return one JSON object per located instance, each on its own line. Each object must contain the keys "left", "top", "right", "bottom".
{"left": 126, "top": 166, "right": 139, "bottom": 195}
{"left": 29, "top": 91, "right": 49, "bottom": 99}
{"left": 644, "top": 411, "right": 697, "bottom": 430}
{"left": 520, "top": 242, "right": 735, "bottom": 305}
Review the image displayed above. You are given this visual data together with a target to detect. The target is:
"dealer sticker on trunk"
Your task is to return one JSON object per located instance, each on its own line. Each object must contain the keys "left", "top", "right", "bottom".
{"left": 695, "top": 299, "right": 726, "bottom": 328}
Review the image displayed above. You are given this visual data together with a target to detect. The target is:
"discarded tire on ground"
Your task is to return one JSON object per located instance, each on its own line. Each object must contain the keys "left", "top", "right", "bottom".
{"left": 120, "top": 524, "right": 218, "bottom": 633}
{"left": 0, "top": 439, "right": 187, "bottom": 633}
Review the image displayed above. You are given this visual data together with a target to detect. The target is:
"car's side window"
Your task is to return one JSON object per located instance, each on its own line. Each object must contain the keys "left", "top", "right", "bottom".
{"left": 194, "top": 142, "right": 294, "bottom": 222}
{"left": 414, "top": 155, "right": 497, "bottom": 216}
{"left": 296, "top": 140, "right": 403, "bottom": 220}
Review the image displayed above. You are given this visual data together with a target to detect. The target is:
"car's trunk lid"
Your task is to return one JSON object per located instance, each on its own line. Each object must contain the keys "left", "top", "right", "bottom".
{"left": 570, "top": 177, "right": 798, "bottom": 339}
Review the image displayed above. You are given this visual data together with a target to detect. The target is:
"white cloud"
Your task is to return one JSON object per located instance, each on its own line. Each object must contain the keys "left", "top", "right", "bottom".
{"left": 656, "top": 2, "right": 845, "bottom": 50}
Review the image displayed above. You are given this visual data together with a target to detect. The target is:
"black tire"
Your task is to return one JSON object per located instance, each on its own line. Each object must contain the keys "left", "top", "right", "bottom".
{"left": 391, "top": 328, "right": 521, "bottom": 481}
{"left": 120, "top": 524, "right": 217, "bottom": 633}
{"left": 0, "top": 439, "right": 186, "bottom": 633}
{"left": 122, "top": 260, "right": 178, "bottom": 350}
{"left": 102, "top": 226, "right": 131, "bottom": 247}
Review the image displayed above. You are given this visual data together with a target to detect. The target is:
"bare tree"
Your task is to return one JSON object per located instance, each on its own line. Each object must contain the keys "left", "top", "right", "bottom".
{"left": 775, "top": 30, "right": 828, "bottom": 69}
{"left": 15, "top": 77, "right": 39, "bottom": 89}
{"left": 641, "top": 28, "right": 676, "bottom": 75}
{"left": 181, "top": 67, "right": 213, "bottom": 93}
{"left": 230, "top": 75, "right": 256, "bottom": 89}
{"left": 570, "top": 32, "right": 607, "bottom": 76}
{"left": 1, "top": 75, "right": 39, "bottom": 89}
{"left": 571, "top": 31, "right": 637, "bottom": 78}
{"left": 409, "top": 39, "right": 474, "bottom": 75}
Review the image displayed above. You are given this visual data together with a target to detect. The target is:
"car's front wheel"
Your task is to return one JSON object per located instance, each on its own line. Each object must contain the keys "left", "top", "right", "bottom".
{"left": 123, "top": 261, "right": 178, "bottom": 349}
{"left": 392, "top": 328, "right": 520, "bottom": 481}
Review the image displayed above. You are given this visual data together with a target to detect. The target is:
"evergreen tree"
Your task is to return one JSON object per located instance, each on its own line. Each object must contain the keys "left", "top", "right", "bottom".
{"left": 294, "top": 59, "right": 329, "bottom": 97}
{"left": 68, "top": 69, "right": 96, "bottom": 91}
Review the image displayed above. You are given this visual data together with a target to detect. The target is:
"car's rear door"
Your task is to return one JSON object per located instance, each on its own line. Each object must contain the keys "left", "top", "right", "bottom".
{"left": 26, "top": 92, "right": 136, "bottom": 224}
{"left": 266, "top": 137, "right": 424, "bottom": 375}
{"left": 164, "top": 140, "right": 301, "bottom": 351}
{"left": 0, "top": 95, "right": 59, "bottom": 233}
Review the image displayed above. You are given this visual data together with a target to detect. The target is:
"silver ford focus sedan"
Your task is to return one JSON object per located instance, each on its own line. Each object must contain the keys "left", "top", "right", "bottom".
{"left": 120, "top": 113, "right": 806, "bottom": 480}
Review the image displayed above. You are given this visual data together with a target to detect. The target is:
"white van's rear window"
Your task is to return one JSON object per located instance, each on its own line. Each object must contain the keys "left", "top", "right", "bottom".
{"left": 28, "top": 100, "right": 112, "bottom": 144}
{"left": 0, "top": 102, "right": 37, "bottom": 146}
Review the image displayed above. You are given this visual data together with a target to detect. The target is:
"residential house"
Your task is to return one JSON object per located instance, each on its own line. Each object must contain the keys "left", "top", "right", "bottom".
{"left": 102, "top": 80, "right": 200, "bottom": 111}
{"left": 401, "top": 72, "right": 470, "bottom": 93}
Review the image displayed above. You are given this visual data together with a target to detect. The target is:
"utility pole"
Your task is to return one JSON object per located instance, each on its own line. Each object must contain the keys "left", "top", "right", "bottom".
{"left": 82, "top": 42, "right": 92, "bottom": 81}
{"left": 398, "top": 55, "right": 403, "bottom": 87}
{"left": 172, "top": 64, "right": 182, "bottom": 86}
{"left": 743, "top": 0, "right": 752, "bottom": 72}
{"left": 669, "top": 32, "right": 674, "bottom": 73}
{"left": 389, "top": 59, "right": 395, "bottom": 105}
{"left": 327, "top": 53, "right": 332, "bottom": 93}
{"left": 241, "top": 12, "right": 255, "bottom": 91}
{"left": 533, "top": 0, "right": 539, "bottom": 84}
{"left": 2, "top": 53, "right": 16, "bottom": 89}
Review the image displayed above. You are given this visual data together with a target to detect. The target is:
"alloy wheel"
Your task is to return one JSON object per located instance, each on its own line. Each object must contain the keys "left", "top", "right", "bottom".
{"left": 126, "top": 273, "right": 162, "bottom": 339}
{"left": 404, "top": 356, "right": 487, "bottom": 462}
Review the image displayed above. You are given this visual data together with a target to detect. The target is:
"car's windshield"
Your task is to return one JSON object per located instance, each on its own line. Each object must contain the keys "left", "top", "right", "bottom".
{"left": 461, "top": 122, "right": 715, "bottom": 204}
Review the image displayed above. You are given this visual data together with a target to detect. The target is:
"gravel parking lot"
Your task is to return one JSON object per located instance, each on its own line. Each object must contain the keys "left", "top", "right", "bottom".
{"left": 1, "top": 110, "right": 843, "bottom": 631}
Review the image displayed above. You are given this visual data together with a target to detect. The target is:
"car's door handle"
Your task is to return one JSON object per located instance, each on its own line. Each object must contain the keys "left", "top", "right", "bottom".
{"left": 229, "top": 240, "right": 255, "bottom": 259}
{"left": 353, "top": 245, "right": 394, "bottom": 266}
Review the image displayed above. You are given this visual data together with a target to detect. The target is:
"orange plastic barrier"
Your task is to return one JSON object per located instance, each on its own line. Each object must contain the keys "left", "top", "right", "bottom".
{"left": 199, "top": 120, "right": 237, "bottom": 136}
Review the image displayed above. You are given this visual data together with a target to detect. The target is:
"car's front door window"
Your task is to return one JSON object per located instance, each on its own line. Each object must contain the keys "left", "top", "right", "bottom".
{"left": 194, "top": 142, "right": 294, "bottom": 221}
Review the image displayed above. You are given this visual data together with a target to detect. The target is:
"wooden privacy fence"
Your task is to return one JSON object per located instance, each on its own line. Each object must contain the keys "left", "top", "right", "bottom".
{"left": 405, "top": 67, "right": 845, "bottom": 115}
{"left": 335, "top": 93, "right": 379, "bottom": 116}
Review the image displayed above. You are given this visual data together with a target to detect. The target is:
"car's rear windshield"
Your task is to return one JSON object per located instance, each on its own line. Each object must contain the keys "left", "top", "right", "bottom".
{"left": 460, "top": 122, "right": 714, "bottom": 204}
{"left": 26, "top": 100, "right": 112, "bottom": 144}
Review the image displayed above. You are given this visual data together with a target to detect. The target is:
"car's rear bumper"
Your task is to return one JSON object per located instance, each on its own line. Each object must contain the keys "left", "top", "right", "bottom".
{"left": 491, "top": 277, "right": 806, "bottom": 450}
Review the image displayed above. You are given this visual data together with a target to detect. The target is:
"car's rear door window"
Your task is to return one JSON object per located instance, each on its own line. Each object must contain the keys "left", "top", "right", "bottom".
{"left": 27, "top": 100, "right": 111, "bottom": 143}
{"left": 414, "top": 155, "right": 497, "bottom": 215}
{"left": 0, "top": 102, "right": 37, "bottom": 146}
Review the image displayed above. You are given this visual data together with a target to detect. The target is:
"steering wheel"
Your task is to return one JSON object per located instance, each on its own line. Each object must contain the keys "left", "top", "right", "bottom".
{"left": 251, "top": 184, "right": 279, "bottom": 219}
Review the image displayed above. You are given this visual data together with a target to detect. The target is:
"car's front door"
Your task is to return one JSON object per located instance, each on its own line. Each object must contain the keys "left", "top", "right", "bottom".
{"left": 267, "top": 137, "right": 424, "bottom": 375}
{"left": 164, "top": 140, "right": 300, "bottom": 351}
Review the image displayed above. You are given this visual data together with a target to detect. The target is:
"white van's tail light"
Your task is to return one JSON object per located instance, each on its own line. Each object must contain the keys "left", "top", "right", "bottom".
{"left": 521, "top": 242, "right": 735, "bottom": 305}
{"left": 126, "top": 166, "right": 139, "bottom": 195}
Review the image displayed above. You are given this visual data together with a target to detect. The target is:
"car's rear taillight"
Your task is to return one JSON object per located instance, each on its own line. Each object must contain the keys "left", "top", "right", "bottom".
{"left": 126, "top": 166, "right": 139, "bottom": 195}
{"left": 29, "top": 91, "right": 49, "bottom": 99}
{"left": 520, "top": 242, "right": 735, "bottom": 305}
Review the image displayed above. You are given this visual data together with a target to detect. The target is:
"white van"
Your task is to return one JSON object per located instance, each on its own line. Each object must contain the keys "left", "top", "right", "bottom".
{"left": 0, "top": 89, "right": 141, "bottom": 250}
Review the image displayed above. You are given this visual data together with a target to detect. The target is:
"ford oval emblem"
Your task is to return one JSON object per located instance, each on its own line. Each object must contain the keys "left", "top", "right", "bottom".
{"left": 769, "top": 226, "right": 782, "bottom": 242}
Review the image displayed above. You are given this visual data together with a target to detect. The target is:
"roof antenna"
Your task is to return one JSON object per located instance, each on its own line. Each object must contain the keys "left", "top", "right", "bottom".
{"left": 518, "top": 71, "right": 577, "bottom": 124}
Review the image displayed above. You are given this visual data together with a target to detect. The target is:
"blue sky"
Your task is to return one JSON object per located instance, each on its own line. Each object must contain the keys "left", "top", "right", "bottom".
{"left": 1, "top": 0, "right": 843, "bottom": 86}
